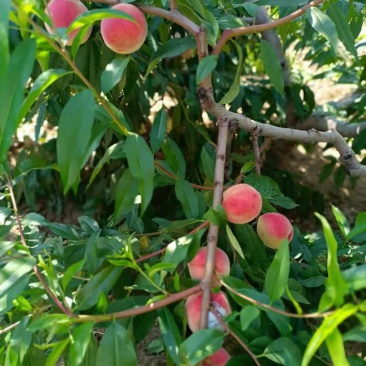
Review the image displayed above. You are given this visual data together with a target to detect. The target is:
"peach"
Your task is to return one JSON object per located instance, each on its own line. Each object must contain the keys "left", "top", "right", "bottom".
{"left": 100, "top": 4, "right": 147, "bottom": 54}
{"left": 45, "top": 0, "right": 92, "bottom": 45}
{"left": 188, "top": 247, "right": 230, "bottom": 287}
{"left": 204, "top": 348, "right": 231, "bottom": 366}
{"left": 222, "top": 184, "right": 262, "bottom": 224}
{"left": 185, "top": 291, "right": 231, "bottom": 333}
{"left": 257, "top": 213, "right": 294, "bottom": 249}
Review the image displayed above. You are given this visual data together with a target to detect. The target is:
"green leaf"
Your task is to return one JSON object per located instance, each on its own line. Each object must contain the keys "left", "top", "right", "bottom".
{"left": 264, "top": 337, "right": 302, "bottom": 365}
{"left": 325, "top": 327, "right": 349, "bottom": 366}
{"left": 200, "top": 144, "right": 215, "bottom": 182}
{"left": 125, "top": 134, "right": 155, "bottom": 215}
{"left": 0, "top": 256, "right": 36, "bottom": 314}
{"left": 175, "top": 179, "right": 199, "bottom": 219}
{"left": 158, "top": 308, "right": 183, "bottom": 365}
{"left": 240, "top": 305, "right": 260, "bottom": 331}
{"left": 0, "top": 39, "right": 36, "bottom": 161}
{"left": 147, "top": 37, "right": 196, "bottom": 75}
{"left": 302, "top": 303, "right": 359, "bottom": 366}
{"left": 327, "top": 4, "right": 357, "bottom": 59}
{"left": 269, "top": 195, "right": 298, "bottom": 209}
{"left": 264, "top": 240, "right": 290, "bottom": 302}
{"left": 5, "top": 316, "right": 32, "bottom": 366}
{"left": 179, "top": 329, "right": 224, "bottom": 366}
{"left": 162, "top": 235, "right": 194, "bottom": 273}
{"left": 150, "top": 108, "right": 168, "bottom": 153}
{"left": 85, "top": 230, "right": 102, "bottom": 274}
{"left": 260, "top": 40, "right": 284, "bottom": 95}
{"left": 68, "top": 322, "right": 95, "bottom": 366}
{"left": 96, "top": 322, "right": 137, "bottom": 366}
{"left": 17, "top": 69, "right": 72, "bottom": 125}
{"left": 0, "top": 0, "right": 10, "bottom": 86}
{"left": 161, "top": 137, "right": 186, "bottom": 178}
{"left": 332, "top": 205, "right": 350, "bottom": 237}
{"left": 76, "top": 265, "right": 123, "bottom": 311}
{"left": 196, "top": 55, "right": 218, "bottom": 84}
{"left": 45, "top": 338, "right": 70, "bottom": 366}
{"left": 255, "top": 0, "right": 307, "bottom": 5}
{"left": 219, "top": 41, "right": 243, "bottom": 104}
{"left": 315, "top": 213, "right": 348, "bottom": 310}
{"left": 245, "top": 174, "right": 281, "bottom": 198}
{"left": 342, "top": 264, "right": 366, "bottom": 294}
{"left": 57, "top": 89, "right": 95, "bottom": 194}
{"left": 226, "top": 224, "right": 244, "bottom": 259}
{"left": 203, "top": 205, "right": 227, "bottom": 226}
{"left": 62, "top": 259, "right": 85, "bottom": 291}
{"left": 306, "top": 8, "right": 338, "bottom": 56}
{"left": 114, "top": 169, "right": 139, "bottom": 221}
{"left": 101, "top": 57, "right": 130, "bottom": 94}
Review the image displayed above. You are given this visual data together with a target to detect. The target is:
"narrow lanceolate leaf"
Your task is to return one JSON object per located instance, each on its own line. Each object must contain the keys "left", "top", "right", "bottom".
{"left": 17, "top": 69, "right": 72, "bottom": 125}
{"left": 125, "top": 133, "right": 155, "bottom": 215}
{"left": 306, "top": 8, "right": 338, "bottom": 56}
{"left": 226, "top": 224, "right": 244, "bottom": 259}
{"left": 175, "top": 179, "right": 199, "bottom": 219}
{"left": 101, "top": 57, "right": 130, "bottom": 94}
{"left": 327, "top": 4, "right": 357, "bottom": 59}
{"left": 325, "top": 327, "right": 349, "bottom": 366}
{"left": 150, "top": 108, "right": 168, "bottom": 153}
{"left": 0, "top": 0, "right": 10, "bottom": 82}
{"left": 219, "top": 41, "right": 243, "bottom": 104}
{"left": 260, "top": 40, "right": 284, "bottom": 96}
{"left": 0, "top": 39, "right": 36, "bottom": 161}
{"left": 0, "top": 256, "right": 36, "bottom": 314}
{"left": 45, "top": 339, "right": 70, "bottom": 366}
{"left": 57, "top": 90, "right": 95, "bottom": 194}
{"left": 114, "top": 169, "right": 139, "bottom": 220}
{"left": 96, "top": 322, "right": 137, "bottom": 366}
{"left": 76, "top": 265, "right": 123, "bottom": 311}
{"left": 332, "top": 205, "right": 350, "bottom": 238}
{"left": 315, "top": 213, "right": 348, "bottom": 310}
{"left": 68, "top": 322, "right": 95, "bottom": 366}
{"left": 196, "top": 55, "right": 218, "bottom": 84}
{"left": 302, "top": 303, "right": 358, "bottom": 366}
{"left": 264, "top": 240, "right": 290, "bottom": 303}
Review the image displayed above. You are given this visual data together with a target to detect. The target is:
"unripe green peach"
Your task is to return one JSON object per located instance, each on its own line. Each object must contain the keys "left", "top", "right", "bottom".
{"left": 223, "top": 184, "right": 262, "bottom": 224}
{"left": 188, "top": 247, "right": 230, "bottom": 287}
{"left": 45, "top": 0, "right": 91, "bottom": 45}
{"left": 204, "top": 348, "right": 231, "bottom": 366}
{"left": 257, "top": 212, "right": 294, "bottom": 249}
{"left": 100, "top": 4, "right": 148, "bottom": 54}
{"left": 185, "top": 291, "right": 231, "bottom": 333}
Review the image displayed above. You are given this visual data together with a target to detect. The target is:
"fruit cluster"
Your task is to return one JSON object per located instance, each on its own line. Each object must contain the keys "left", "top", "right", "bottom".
{"left": 44, "top": 0, "right": 147, "bottom": 53}
{"left": 223, "top": 183, "right": 294, "bottom": 249}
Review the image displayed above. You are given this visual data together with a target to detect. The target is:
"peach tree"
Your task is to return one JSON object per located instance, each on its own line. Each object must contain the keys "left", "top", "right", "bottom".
{"left": 1, "top": 0, "right": 366, "bottom": 365}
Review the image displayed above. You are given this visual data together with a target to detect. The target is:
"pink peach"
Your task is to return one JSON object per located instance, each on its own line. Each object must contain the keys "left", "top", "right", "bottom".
{"left": 100, "top": 4, "right": 147, "bottom": 54}
{"left": 204, "top": 348, "right": 231, "bottom": 366}
{"left": 223, "top": 184, "right": 262, "bottom": 224}
{"left": 185, "top": 291, "right": 231, "bottom": 333}
{"left": 188, "top": 247, "right": 230, "bottom": 287}
{"left": 45, "top": 0, "right": 91, "bottom": 45}
{"left": 257, "top": 212, "right": 294, "bottom": 249}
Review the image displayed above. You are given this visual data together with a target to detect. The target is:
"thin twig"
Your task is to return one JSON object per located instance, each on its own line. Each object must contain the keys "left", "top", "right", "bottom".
{"left": 74, "top": 285, "right": 201, "bottom": 322}
{"left": 0, "top": 321, "right": 21, "bottom": 335}
{"left": 222, "top": 281, "right": 334, "bottom": 319}
{"left": 251, "top": 128, "right": 261, "bottom": 175}
{"left": 213, "top": 0, "right": 326, "bottom": 55}
{"left": 199, "top": 118, "right": 230, "bottom": 330}
{"left": 6, "top": 176, "right": 74, "bottom": 317}
{"left": 210, "top": 306, "right": 261, "bottom": 366}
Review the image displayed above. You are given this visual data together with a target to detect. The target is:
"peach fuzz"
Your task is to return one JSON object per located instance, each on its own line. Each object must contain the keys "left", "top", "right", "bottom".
{"left": 257, "top": 212, "right": 294, "bottom": 249}
{"left": 100, "top": 4, "right": 147, "bottom": 54}
{"left": 222, "top": 184, "right": 262, "bottom": 224}
{"left": 45, "top": 0, "right": 91, "bottom": 46}
{"left": 204, "top": 348, "right": 231, "bottom": 366}
{"left": 188, "top": 247, "right": 230, "bottom": 287}
{"left": 185, "top": 291, "right": 231, "bottom": 333}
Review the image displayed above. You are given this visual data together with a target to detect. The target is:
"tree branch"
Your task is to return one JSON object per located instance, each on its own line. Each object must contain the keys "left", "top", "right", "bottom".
{"left": 213, "top": 0, "right": 326, "bottom": 55}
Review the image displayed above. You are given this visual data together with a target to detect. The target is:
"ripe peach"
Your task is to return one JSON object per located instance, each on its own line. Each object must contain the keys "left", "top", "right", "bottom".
{"left": 100, "top": 4, "right": 148, "bottom": 54}
{"left": 222, "top": 184, "right": 262, "bottom": 224}
{"left": 185, "top": 291, "right": 231, "bottom": 333}
{"left": 45, "top": 0, "right": 91, "bottom": 45}
{"left": 204, "top": 348, "right": 231, "bottom": 366}
{"left": 188, "top": 247, "right": 230, "bottom": 287}
{"left": 257, "top": 212, "right": 294, "bottom": 249}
